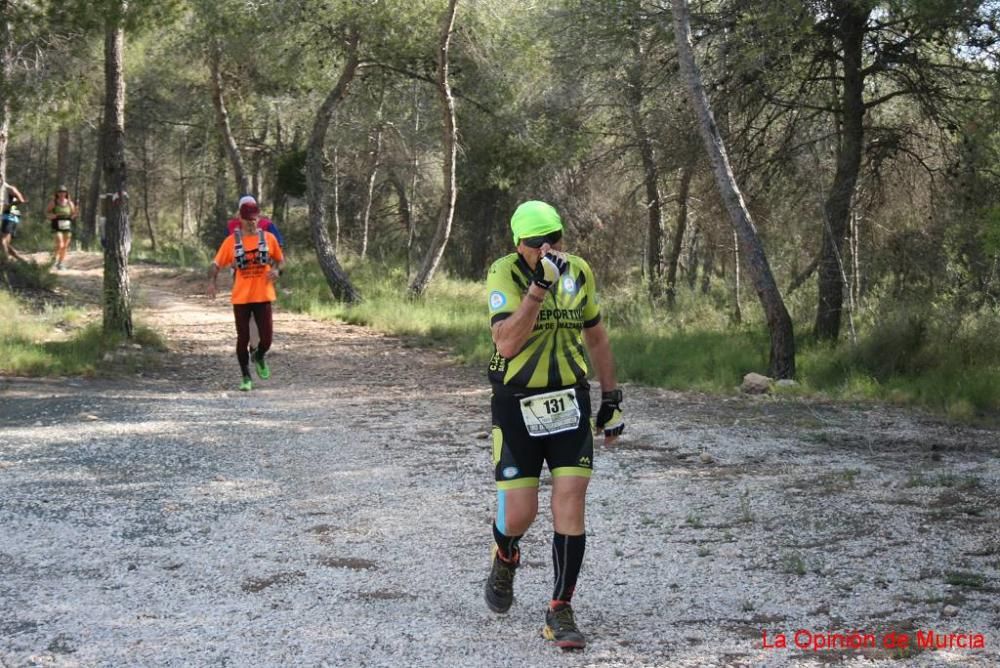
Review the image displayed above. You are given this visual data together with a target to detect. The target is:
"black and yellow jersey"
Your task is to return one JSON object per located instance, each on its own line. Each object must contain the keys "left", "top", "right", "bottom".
{"left": 487, "top": 252, "right": 601, "bottom": 389}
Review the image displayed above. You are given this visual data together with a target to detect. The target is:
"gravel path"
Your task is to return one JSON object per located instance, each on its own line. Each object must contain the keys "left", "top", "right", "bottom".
{"left": 1, "top": 254, "right": 998, "bottom": 667}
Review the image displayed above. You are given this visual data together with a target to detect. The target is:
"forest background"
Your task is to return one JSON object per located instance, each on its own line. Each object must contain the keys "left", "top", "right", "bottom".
{"left": 2, "top": 0, "right": 1000, "bottom": 419}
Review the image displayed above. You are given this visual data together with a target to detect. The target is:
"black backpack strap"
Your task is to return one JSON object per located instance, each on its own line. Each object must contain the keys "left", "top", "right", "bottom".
{"left": 233, "top": 227, "right": 246, "bottom": 269}
{"left": 257, "top": 229, "right": 269, "bottom": 264}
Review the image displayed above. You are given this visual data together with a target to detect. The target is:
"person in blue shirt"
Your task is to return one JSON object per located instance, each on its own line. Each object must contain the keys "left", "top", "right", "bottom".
{"left": 1, "top": 183, "right": 27, "bottom": 262}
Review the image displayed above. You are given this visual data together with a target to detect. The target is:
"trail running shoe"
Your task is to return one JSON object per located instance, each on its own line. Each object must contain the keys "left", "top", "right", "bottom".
{"left": 239, "top": 376, "right": 253, "bottom": 391}
{"left": 484, "top": 546, "right": 518, "bottom": 613}
{"left": 543, "top": 602, "right": 586, "bottom": 649}
{"left": 254, "top": 351, "right": 270, "bottom": 379}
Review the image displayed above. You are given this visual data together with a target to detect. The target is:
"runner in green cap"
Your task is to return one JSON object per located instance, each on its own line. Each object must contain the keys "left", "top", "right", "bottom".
{"left": 483, "top": 199, "right": 625, "bottom": 650}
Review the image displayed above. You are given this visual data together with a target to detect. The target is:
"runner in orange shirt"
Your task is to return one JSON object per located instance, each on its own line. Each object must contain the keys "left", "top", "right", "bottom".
{"left": 207, "top": 200, "right": 285, "bottom": 391}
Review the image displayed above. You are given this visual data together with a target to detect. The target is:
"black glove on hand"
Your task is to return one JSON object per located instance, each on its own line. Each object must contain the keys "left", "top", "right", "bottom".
{"left": 532, "top": 252, "right": 568, "bottom": 290}
{"left": 594, "top": 388, "right": 625, "bottom": 438}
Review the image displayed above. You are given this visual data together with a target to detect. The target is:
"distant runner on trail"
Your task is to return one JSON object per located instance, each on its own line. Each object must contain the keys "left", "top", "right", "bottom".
{"left": 483, "top": 200, "right": 625, "bottom": 650}
{"left": 207, "top": 198, "right": 285, "bottom": 391}
{"left": 45, "top": 185, "right": 76, "bottom": 270}
{"left": 225, "top": 195, "right": 284, "bottom": 350}
{"left": 1, "top": 183, "right": 27, "bottom": 262}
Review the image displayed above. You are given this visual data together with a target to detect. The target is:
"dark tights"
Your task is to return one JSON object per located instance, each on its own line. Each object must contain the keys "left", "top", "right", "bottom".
{"left": 233, "top": 302, "right": 272, "bottom": 376}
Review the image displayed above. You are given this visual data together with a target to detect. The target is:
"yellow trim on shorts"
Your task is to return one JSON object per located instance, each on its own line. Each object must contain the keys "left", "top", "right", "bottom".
{"left": 551, "top": 467, "right": 592, "bottom": 478}
{"left": 496, "top": 478, "right": 540, "bottom": 490}
{"left": 491, "top": 427, "right": 503, "bottom": 466}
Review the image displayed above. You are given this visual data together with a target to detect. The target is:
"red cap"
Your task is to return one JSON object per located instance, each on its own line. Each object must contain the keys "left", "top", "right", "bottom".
{"left": 239, "top": 202, "right": 259, "bottom": 218}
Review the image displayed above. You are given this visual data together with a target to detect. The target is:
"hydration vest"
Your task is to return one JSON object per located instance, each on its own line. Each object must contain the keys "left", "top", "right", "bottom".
{"left": 2, "top": 204, "right": 20, "bottom": 224}
{"left": 233, "top": 227, "right": 269, "bottom": 270}
{"left": 53, "top": 202, "right": 72, "bottom": 219}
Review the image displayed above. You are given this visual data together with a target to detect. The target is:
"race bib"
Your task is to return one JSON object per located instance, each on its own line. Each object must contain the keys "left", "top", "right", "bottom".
{"left": 56, "top": 219, "right": 72, "bottom": 231}
{"left": 519, "top": 388, "right": 581, "bottom": 437}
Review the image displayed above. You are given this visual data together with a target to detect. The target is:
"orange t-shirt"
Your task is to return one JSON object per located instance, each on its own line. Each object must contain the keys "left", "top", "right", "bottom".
{"left": 213, "top": 230, "right": 284, "bottom": 304}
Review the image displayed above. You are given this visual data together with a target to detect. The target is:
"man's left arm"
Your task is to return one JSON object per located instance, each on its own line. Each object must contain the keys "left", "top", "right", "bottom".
{"left": 583, "top": 322, "right": 624, "bottom": 445}
{"left": 268, "top": 232, "right": 284, "bottom": 281}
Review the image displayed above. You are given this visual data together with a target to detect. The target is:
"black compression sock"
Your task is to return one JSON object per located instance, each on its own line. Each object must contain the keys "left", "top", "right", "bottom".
{"left": 552, "top": 532, "right": 586, "bottom": 603}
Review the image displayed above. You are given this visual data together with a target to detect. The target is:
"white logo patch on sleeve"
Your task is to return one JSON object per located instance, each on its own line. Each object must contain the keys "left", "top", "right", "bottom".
{"left": 489, "top": 291, "right": 507, "bottom": 311}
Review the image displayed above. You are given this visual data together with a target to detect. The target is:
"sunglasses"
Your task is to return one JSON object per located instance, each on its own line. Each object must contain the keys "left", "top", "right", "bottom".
{"left": 521, "top": 230, "right": 562, "bottom": 248}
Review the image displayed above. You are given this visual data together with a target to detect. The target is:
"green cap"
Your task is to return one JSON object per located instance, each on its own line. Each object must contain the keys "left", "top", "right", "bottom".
{"left": 510, "top": 200, "right": 563, "bottom": 245}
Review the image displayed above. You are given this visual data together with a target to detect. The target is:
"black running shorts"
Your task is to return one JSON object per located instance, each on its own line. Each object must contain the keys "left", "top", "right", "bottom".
{"left": 490, "top": 383, "right": 593, "bottom": 490}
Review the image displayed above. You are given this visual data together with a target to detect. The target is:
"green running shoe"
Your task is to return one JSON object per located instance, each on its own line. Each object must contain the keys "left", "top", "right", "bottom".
{"left": 254, "top": 351, "right": 270, "bottom": 380}
{"left": 239, "top": 376, "right": 253, "bottom": 391}
{"left": 543, "top": 602, "right": 586, "bottom": 649}
{"left": 484, "top": 546, "right": 518, "bottom": 613}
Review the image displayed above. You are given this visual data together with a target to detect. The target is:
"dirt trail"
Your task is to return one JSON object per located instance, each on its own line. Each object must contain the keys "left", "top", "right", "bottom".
{"left": 1, "top": 252, "right": 998, "bottom": 667}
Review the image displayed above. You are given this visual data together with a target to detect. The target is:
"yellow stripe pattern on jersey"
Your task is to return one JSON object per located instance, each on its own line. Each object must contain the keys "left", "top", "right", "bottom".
{"left": 486, "top": 252, "right": 601, "bottom": 389}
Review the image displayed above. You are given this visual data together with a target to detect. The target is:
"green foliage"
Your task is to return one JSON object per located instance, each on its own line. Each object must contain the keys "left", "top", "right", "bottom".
{"left": 275, "top": 149, "right": 307, "bottom": 197}
{"left": 45, "top": 0, "right": 183, "bottom": 34}
{"left": 132, "top": 240, "right": 212, "bottom": 269}
{"left": 0, "top": 259, "right": 58, "bottom": 292}
{"left": 797, "top": 305, "right": 1000, "bottom": 414}
{"left": 280, "top": 256, "right": 493, "bottom": 364}
{"left": 977, "top": 204, "right": 1000, "bottom": 255}
{"left": 0, "top": 289, "right": 164, "bottom": 376}
{"left": 276, "top": 259, "right": 1000, "bottom": 417}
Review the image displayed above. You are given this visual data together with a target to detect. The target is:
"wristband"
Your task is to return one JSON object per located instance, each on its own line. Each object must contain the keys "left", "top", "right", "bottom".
{"left": 526, "top": 292, "right": 544, "bottom": 303}
{"left": 602, "top": 388, "right": 623, "bottom": 403}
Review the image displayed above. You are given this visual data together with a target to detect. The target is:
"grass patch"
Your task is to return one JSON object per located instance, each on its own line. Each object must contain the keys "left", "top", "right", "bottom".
{"left": 132, "top": 241, "right": 212, "bottom": 270}
{"left": 281, "top": 259, "right": 493, "bottom": 364}
{"left": 0, "top": 289, "right": 164, "bottom": 377}
{"left": 944, "top": 572, "right": 985, "bottom": 589}
{"left": 904, "top": 473, "right": 981, "bottom": 489}
{"left": 611, "top": 326, "right": 766, "bottom": 392}
{"left": 779, "top": 552, "right": 807, "bottom": 576}
{"left": 0, "top": 258, "right": 58, "bottom": 293}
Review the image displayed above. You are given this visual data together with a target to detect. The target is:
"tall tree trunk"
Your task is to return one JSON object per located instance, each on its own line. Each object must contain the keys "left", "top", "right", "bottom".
{"left": 672, "top": 0, "right": 795, "bottom": 378}
{"left": 251, "top": 111, "right": 267, "bottom": 200}
{"left": 730, "top": 229, "right": 742, "bottom": 325}
{"left": 212, "top": 138, "right": 227, "bottom": 246}
{"left": 101, "top": 8, "right": 132, "bottom": 338}
{"left": 40, "top": 132, "right": 49, "bottom": 205}
{"left": 409, "top": 0, "right": 460, "bottom": 297}
{"left": 665, "top": 164, "right": 692, "bottom": 308}
{"left": 686, "top": 223, "right": 700, "bottom": 290}
{"left": 83, "top": 114, "right": 105, "bottom": 249}
{"left": 331, "top": 143, "right": 341, "bottom": 252}
{"left": 815, "top": 1, "right": 869, "bottom": 341}
{"left": 209, "top": 42, "right": 250, "bottom": 196}
{"left": 406, "top": 81, "right": 421, "bottom": 278}
{"left": 359, "top": 112, "right": 383, "bottom": 260}
{"left": 624, "top": 29, "right": 665, "bottom": 301}
{"left": 700, "top": 242, "right": 713, "bottom": 295}
{"left": 179, "top": 130, "right": 190, "bottom": 239}
{"left": 390, "top": 171, "right": 412, "bottom": 267}
{"left": 73, "top": 128, "right": 84, "bottom": 207}
{"left": 306, "top": 30, "right": 361, "bottom": 303}
{"left": 56, "top": 126, "right": 70, "bottom": 186}
{"left": 0, "top": 1, "right": 13, "bottom": 198}
{"left": 140, "top": 127, "right": 157, "bottom": 253}
{"left": 270, "top": 114, "right": 285, "bottom": 226}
